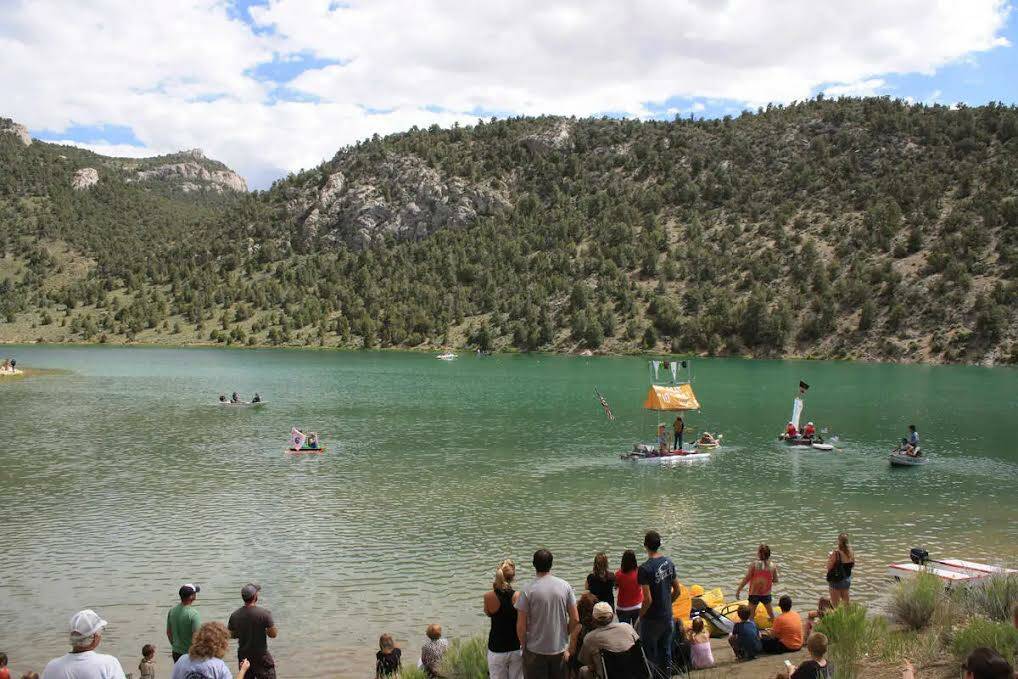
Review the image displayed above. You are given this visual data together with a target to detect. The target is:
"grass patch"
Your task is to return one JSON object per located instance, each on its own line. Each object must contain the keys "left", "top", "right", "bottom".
{"left": 950, "top": 617, "right": 1018, "bottom": 667}
{"left": 890, "top": 572, "right": 944, "bottom": 631}
{"left": 815, "top": 603, "right": 887, "bottom": 679}
{"left": 437, "top": 636, "right": 488, "bottom": 679}
{"left": 395, "top": 666, "right": 428, "bottom": 679}
{"left": 949, "top": 572, "right": 1018, "bottom": 623}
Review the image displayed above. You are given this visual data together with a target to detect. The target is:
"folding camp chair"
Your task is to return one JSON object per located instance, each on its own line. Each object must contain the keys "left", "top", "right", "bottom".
{"left": 600, "top": 640, "right": 653, "bottom": 679}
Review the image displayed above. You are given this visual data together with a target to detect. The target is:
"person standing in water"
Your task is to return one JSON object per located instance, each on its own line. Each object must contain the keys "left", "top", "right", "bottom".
{"left": 825, "top": 534, "right": 855, "bottom": 607}
{"left": 735, "top": 544, "right": 778, "bottom": 621}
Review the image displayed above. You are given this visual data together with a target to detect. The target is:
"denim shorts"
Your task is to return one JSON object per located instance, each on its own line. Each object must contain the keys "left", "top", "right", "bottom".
{"left": 830, "top": 576, "right": 852, "bottom": 591}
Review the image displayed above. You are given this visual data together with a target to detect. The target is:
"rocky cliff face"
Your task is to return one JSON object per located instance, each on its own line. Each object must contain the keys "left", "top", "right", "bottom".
{"left": 0, "top": 118, "right": 32, "bottom": 146}
{"left": 71, "top": 167, "right": 99, "bottom": 190}
{"left": 287, "top": 153, "right": 509, "bottom": 248}
{"left": 133, "top": 149, "right": 247, "bottom": 193}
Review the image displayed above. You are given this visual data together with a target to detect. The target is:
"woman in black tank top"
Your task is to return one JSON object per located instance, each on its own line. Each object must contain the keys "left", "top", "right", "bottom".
{"left": 484, "top": 560, "right": 523, "bottom": 679}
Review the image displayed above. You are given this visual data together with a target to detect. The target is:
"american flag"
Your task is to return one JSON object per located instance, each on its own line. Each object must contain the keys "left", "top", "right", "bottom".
{"left": 594, "top": 387, "right": 615, "bottom": 421}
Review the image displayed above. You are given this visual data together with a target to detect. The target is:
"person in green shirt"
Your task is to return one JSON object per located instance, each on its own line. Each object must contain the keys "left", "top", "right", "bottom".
{"left": 167, "top": 584, "right": 201, "bottom": 661}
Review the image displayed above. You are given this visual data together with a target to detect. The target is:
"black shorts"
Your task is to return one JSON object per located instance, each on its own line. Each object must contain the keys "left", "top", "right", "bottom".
{"left": 240, "top": 653, "right": 276, "bottom": 679}
{"left": 748, "top": 594, "right": 772, "bottom": 606}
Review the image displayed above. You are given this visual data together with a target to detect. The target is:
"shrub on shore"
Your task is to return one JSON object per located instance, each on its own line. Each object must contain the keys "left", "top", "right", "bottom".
{"left": 890, "top": 572, "right": 944, "bottom": 630}
{"left": 949, "top": 572, "right": 1018, "bottom": 623}
{"left": 815, "top": 603, "right": 887, "bottom": 679}
{"left": 437, "top": 636, "right": 487, "bottom": 679}
{"left": 395, "top": 667, "right": 428, "bottom": 679}
{"left": 950, "top": 618, "right": 1018, "bottom": 667}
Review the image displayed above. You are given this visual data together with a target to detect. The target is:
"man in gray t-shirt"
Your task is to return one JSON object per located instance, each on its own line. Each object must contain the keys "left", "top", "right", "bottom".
{"left": 516, "top": 549, "right": 579, "bottom": 679}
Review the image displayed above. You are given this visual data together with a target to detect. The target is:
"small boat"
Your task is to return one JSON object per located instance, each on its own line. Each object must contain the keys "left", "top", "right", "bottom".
{"left": 217, "top": 400, "right": 266, "bottom": 408}
{"left": 694, "top": 433, "right": 723, "bottom": 450}
{"left": 887, "top": 549, "right": 1016, "bottom": 585}
{"left": 286, "top": 447, "right": 326, "bottom": 455}
{"left": 889, "top": 447, "right": 927, "bottom": 466}
{"left": 436, "top": 352, "right": 457, "bottom": 361}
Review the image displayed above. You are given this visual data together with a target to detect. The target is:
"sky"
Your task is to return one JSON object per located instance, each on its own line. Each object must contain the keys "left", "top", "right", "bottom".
{"left": 2, "top": 0, "right": 1016, "bottom": 189}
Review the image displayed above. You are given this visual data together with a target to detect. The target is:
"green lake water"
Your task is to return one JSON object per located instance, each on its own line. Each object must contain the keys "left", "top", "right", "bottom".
{"left": 0, "top": 346, "right": 1016, "bottom": 677}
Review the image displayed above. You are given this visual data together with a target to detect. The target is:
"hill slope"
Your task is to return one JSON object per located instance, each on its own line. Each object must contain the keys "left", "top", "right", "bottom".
{"left": 1, "top": 98, "right": 1017, "bottom": 364}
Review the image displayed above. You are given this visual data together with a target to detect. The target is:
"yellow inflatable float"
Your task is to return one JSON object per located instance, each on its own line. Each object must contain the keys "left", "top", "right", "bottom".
{"left": 672, "top": 583, "right": 775, "bottom": 636}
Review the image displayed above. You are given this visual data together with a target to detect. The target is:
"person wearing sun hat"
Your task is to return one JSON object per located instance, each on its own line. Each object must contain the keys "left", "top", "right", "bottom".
{"left": 167, "top": 583, "right": 201, "bottom": 662}
{"left": 576, "top": 602, "right": 639, "bottom": 679}
{"left": 41, "top": 609, "right": 126, "bottom": 679}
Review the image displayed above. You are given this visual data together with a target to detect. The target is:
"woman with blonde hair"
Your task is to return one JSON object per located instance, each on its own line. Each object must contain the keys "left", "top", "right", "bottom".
{"left": 825, "top": 533, "right": 856, "bottom": 606}
{"left": 172, "top": 622, "right": 250, "bottom": 679}
{"left": 483, "top": 559, "right": 522, "bottom": 679}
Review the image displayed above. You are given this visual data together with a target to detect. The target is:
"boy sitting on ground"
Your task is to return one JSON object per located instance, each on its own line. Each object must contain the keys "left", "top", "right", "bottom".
{"left": 761, "top": 595, "right": 803, "bottom": 654}
{"left": 728, "top": 604, "right": 762, "bottom": 661}
{"left": 775, "top": 633, "right": 831, "bottom": 679}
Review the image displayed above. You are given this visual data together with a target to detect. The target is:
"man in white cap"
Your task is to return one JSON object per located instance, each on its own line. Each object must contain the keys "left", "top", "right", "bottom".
{"left": 167, "top": 583, "right": 201, "bottom": 662}
{"left": 576, "top": 602, "right": 638, "bottom": 679}
{"left": 41, "top": 609, "right": 126, "bottom": 679}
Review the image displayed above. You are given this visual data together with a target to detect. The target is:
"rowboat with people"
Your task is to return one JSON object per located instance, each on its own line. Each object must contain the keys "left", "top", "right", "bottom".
{"left": 889, "top": 448, "right": 927, "bottom": 466}
{"left": 887, "top": 549, "right": 1016, "bottom": 586}
{"left": 436, "top": 352, "right": 457, "bottom": 361}
{"left": 778, "top": 381, "right": 835, "bottom": 450}
{"left": 217, "top": 392, "right": 266, "bottom": 407}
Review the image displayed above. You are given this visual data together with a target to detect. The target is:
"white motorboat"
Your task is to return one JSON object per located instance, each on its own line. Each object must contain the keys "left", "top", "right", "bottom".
{"left": 888, "top": 549, "right": 1016, "bottom": 585}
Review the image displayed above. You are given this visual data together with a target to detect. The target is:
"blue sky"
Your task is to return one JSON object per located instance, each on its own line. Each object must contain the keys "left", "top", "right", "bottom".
{"left": 10, "top": 0, "right": 1016, "bottom": 188}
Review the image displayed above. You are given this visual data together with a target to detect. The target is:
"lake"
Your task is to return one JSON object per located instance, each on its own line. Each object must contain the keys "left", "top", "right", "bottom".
{"left": 0, "top": 346, "right": 1016, "bottom": 677}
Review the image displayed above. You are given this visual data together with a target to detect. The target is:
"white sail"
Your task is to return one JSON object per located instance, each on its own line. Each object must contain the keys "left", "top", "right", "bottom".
{"left": 791, "top": 398, "right": 804, "bottom": 430}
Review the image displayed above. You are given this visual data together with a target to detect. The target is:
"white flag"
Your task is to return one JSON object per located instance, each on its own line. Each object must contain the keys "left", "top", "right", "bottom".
{"left": 290, "top": 427, "right": 307, "bottom": 450}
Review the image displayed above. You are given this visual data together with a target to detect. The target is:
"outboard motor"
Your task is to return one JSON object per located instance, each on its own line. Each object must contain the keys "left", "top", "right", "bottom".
{"left": 910, "top": 547, "right": 930, "bottom": 565}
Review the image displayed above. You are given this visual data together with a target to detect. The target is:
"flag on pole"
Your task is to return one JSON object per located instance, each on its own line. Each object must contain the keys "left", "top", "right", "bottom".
{"left": 799, "top": 380, "right": 810, "bottom": 394}
{"left": 594, "top": 388, "right": 615, "bottom": 421}
{"left": 290, "top": 427, "right": 307, "bottom": 450}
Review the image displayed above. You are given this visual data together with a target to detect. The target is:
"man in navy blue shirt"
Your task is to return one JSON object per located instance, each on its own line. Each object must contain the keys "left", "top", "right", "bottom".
{"left": 638, "top": 531, "right": 679, "bottom": 677}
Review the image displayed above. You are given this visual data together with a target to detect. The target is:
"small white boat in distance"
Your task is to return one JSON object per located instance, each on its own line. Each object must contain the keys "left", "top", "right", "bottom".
{"left": 217, "top": 400, "right": 266, "bottom": 408}
{"left": 888, "top": 554, "right": 1016, "bottom": 586}
{"left": 436, "top": 352, "right": 457, "bottom": 360}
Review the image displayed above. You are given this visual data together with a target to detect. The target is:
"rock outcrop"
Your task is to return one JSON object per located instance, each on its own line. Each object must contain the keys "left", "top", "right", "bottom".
{"left": 135, "top": 160, "right": 247, "bottom": 193}
{"left": 71, "top": 168, "right": 99, "bottom": 190}
{"left": 0, "top": 118, "right": 32, "bottom": 146}
{"left": 289, "top": 153, "right": 510, "bottom": 248}
{"left": 521, "top": 119, "right": 574, "bottom": 154}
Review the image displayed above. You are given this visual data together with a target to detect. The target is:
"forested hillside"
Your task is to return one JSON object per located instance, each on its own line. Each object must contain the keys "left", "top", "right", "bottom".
{"left": 2, "top": 97, "right": 1017, "bottom": 364}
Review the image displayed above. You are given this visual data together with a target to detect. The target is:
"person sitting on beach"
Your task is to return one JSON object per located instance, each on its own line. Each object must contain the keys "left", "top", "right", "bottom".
{"left": 736, "top": 544, "right": 779, "bottom": 622}
{"left": 42, "top": 609, "right": 127, "bottom": 679}
{"left": 961, "top": 647, "right": 1014, "bottom": 679}
{"left": 171, "top": 622, "right": 250, "bottom": 679}
{"left": 569, "top": 593, "right": 600, "bottom": 678}
{"left": 577, "top": 602, "right": 639, "bottom": 679}
{"left": 760, "top": 596, "right": 803, "bottom": 655}
{"left": 728, "top": 604, "right": 761, "bottom": 661}
{"left": 586, "top": 553, "right": 615, "bottom": 612}
{"left": 785, "top": 422, "right": 798, "bottom": 438}
{"left": 420, "top": 624, "right": 449, "bottom": 678}
{"left": 776, "top": 632, "right": 831, "bottom": 679}
{"left": 802, "top": 422, "right": 816, "bottom": 440}
{"left": 805, "top": 598, "right": 833, "bottom": 638}
{"left": 687, "top": 618, "right": 714, "bottom": 669}
{"left": 375, "top": 634, "right": 401, "bottom": 678}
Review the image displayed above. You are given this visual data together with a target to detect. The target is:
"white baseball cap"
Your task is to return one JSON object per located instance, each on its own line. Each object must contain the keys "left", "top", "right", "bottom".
{"left": 70, "top": 609, "right": 108, "bottom": 640}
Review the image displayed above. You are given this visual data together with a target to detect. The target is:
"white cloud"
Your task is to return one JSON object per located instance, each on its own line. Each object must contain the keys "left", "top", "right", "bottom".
{"left": 0, "top": 0, "right": 1010, "bottom": 188}
{"left": 824, "top": 78, "right": 888, "bottom": 97}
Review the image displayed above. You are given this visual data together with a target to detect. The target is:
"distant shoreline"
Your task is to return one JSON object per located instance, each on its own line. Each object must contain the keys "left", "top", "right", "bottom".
{"left": 1, "top": 338, "right": 1012, "bottom": 368}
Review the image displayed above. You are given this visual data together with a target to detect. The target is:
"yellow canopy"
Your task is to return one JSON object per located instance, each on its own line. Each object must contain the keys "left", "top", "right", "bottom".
{"left": 643, "top": 384, "right": 700, "bottom": 411}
